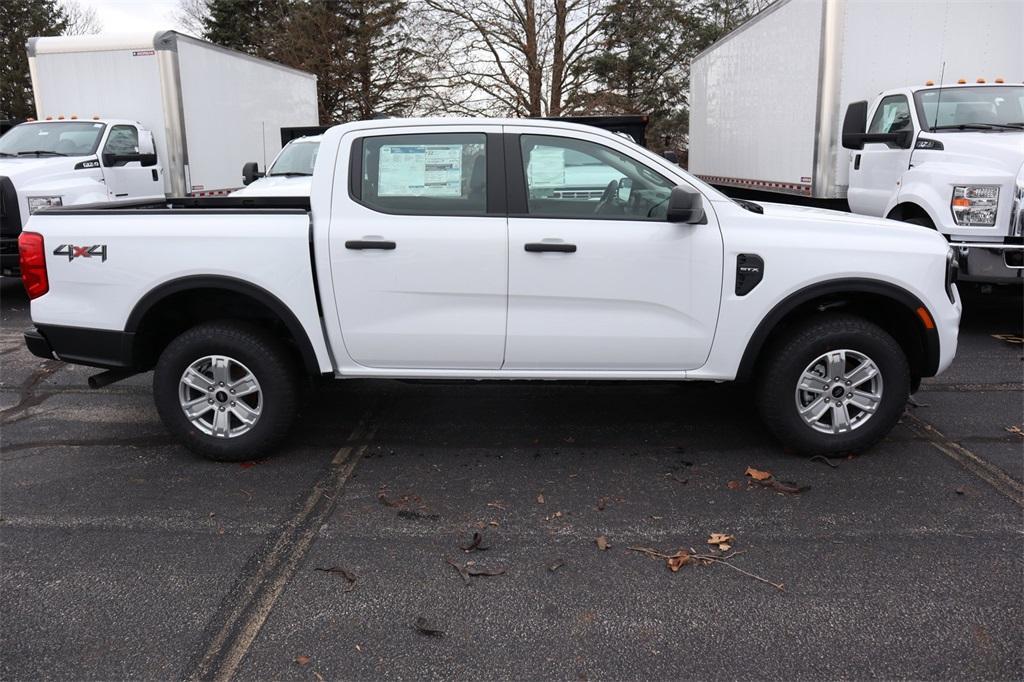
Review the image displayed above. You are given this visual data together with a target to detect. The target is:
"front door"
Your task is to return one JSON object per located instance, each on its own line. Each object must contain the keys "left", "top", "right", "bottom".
{"left": 100, "top": 125, "right": 163, "bottom": 200}
{"left": 329, "top": 127, "right": 509, "bottom": 369}
{"left": 847, "top": 94, "right": 915, "bottom": 217}
{"left": 503, "top": 128, "right": 723, "bottom": 371}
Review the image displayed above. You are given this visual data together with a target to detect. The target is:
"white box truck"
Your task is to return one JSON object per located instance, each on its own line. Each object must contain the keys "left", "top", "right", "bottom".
{"left": 1, "top": 31, "right": 317, "bottom": 274}
{"left": 688, "top": 0, "right": 1023, "bottom": 283}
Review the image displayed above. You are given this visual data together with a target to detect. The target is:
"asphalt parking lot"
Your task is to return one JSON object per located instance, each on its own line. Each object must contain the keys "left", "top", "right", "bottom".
{"left": 1, "top": 276, "right": 1021, "bottom": 681}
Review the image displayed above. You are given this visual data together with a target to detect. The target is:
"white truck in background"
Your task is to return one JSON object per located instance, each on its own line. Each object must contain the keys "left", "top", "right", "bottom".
{"left": 233, "top": 134, "right": 322, "bottom": 197}
{"left": 1, "top": 31, "right": 317, "bottom": 275}
{"left": 688, "top": 0, "right": 1023, "bottom": 284}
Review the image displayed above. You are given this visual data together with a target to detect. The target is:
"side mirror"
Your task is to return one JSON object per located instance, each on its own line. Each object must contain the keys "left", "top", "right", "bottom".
{"left": 842, "top": 100, "right": 869, "bottom": 149}
{"left": 242, "top": 161, "right": 262, "bottom": 186}
{"left": 616, "top": 177, "right": 632, "bottom": 202}
{"left": 843, "top": 100, "right": 914, "bottom": 150}
{"left": 102, "top": 152, "right": 157, "bottom": 167}
{"left": 666, "top": 186, "right": 705, "bottom": 224}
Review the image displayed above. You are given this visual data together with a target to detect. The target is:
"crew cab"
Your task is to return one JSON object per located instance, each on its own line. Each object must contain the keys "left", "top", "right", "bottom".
{"left": 18, "top": 118, "right": 962, "bottom": 460}
{"left": 1, "top": 118, "right": 162, "bottom": 276}
{"left": 843, "top": 83, "right": 1024, "bottom": 283}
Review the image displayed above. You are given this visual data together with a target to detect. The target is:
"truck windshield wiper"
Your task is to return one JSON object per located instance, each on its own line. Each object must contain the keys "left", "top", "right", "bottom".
{"left": 929, "top": 123, "right": 1021, "bottom": 131}
{"left": 733, "top": 198, "right": 764, "bottom": 214}
{"left": 267, "top": 171, "right": 312, "bottom": 177}
{"left": 16, "top": 150, "right": 67, "bottom": 157}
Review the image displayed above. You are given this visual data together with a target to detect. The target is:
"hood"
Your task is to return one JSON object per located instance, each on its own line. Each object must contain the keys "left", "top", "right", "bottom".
{"left": 752, "top": 201, "right": 949, "bottom": 252}
{"left": 231, "top": 175, "right": 312, "bottom": 197}
{"left": 0, "top": 156, "right": 87, "bottom": 187}
{"left": 920, "top": 131, "right": 1024, "bottom": 175}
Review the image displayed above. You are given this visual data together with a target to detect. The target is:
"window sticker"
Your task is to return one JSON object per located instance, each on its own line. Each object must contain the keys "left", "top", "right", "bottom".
{"left": 527, "top": 146, "right": 566, "bottom": 188}
{"left": 379, "top": 144, "right": 464, "bottom": 197}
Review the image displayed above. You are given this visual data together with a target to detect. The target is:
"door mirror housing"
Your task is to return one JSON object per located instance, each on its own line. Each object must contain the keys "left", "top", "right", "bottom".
{"left": 666, "top": 186, "right": 705, "bottom": 224}
{"left": 842, "top": 100, "right": 913, "bottom": 150}
{"left": 242, "top": 162, "right": 263, "bottom": 186}
{"left": 102, "top": 152, "right": 157, "bottom": 167}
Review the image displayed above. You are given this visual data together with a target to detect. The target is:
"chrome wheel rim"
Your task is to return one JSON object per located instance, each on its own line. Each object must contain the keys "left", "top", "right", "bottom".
{"left": 794, "top": 349, "right": 883, "bottom": 435}
{"left": 178, "top": 355, "right": 262, "bottom": 438}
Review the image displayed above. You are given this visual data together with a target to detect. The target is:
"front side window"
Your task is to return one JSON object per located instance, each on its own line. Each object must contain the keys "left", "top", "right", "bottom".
{"left": 356, "top": 133, "right": 487, "bottom": 215}
{"left": 519, "top": 134, "right": 674, "bottom": 220}
{"left": 103, "top": 125, "right": 139, "bottom": 156}
{"left": 868, "top": 95, "right": 913, "bottom": 134}
{"left": 0, "top": 121, "right": 106, "bottom": 157}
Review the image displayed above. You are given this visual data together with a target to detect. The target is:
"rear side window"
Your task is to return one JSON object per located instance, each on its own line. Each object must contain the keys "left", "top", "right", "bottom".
{"left": 868, "top": 95, "right": 913, "bottom": 134}
{"left": 353, "top": 133, "right": 487, "bottom": 215}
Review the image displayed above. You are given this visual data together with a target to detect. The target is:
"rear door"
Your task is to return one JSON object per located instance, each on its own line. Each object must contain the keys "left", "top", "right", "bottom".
{"left": 328, "top": 125, "right": 509, "bottom": 369}
{"left": 503, "top": 127, "right": 723, "bottom": 371}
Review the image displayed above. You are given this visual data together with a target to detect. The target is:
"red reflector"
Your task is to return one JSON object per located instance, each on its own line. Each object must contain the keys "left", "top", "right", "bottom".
{"left": 915, "top": 306, "right": 935, "bottom": 330}
{"left": 18, "top": 232, "right": 49, "bottom": 299}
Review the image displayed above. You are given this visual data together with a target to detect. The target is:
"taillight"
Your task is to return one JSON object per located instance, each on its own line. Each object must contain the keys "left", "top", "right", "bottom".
{"left": 18, "top": 232, "right": 49, "bottom": 299}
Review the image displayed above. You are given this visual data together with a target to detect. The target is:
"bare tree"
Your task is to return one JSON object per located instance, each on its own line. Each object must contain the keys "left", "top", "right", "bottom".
{"left": 175, "top": 0, "right": 211, "bottom": 37}
{"left": 60, "top": 0, "right": 101, "bottom": 34}
{"left": 420, "top": 0, "right": 604, "bottom": 117}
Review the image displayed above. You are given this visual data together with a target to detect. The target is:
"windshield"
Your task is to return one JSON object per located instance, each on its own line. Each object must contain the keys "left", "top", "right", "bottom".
{"left": 268, "top": 140, "right": 319, "bottom": 176}
{"left": 0, "top": 121, "right": 106, "bottom": 157}
{"left": 914, "top": 86, "right": 1024, "bottom": 131}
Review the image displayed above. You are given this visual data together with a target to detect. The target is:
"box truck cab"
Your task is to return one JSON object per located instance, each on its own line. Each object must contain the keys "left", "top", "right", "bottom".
{"left": 0, "top": 118, "right": 163, "bottom": 275}
{"left": 843, "top": 83, "right": 1023, "bottom": 283}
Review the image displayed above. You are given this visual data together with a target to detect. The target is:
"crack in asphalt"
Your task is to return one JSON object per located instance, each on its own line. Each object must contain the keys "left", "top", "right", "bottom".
{"left": 0, "top": 434, "right": 176, "bottom": 459}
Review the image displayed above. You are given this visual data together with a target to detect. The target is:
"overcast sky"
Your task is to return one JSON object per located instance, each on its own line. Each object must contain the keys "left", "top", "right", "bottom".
{"left": 80, "top": 0, "right": 194, "bottom": 35}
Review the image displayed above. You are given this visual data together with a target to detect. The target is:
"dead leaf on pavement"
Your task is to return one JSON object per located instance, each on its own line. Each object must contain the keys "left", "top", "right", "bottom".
{"left": 314, "top": 566, "right": 357, "bottom": 592}
{"left": 537, "top": 493, "right": 545, "bottom": 504}
{"left": 446, "top": 558, "right": 505, "bottom": 583}
{"left": 707, "top": 533, "right": 734, "bottom": 547}
{"left": 666, "top": 552, "right": 690, "bottom": 572}
{"left": 294, "top": 655, "right": 311, "bottom": 666}
{"left": 549, "top": 559, "right": 565, "bottom": 572}
{"left": 991, "top": 333, "right": 1024, "bottom": 345}
{"left": 460, "top": 531, "right": 489, "bottom": 552}
{"left": 595, "top": 535, "right": 610, "bottom": 551}
{"left": 1005, "top": 425, "right": 1023, "bottom": 439}
{"left": 413, "top": 616, "right": 444, "bottom": 637}
{"left": 727, "top": 480, "right": 743, "bottom": 490}
{"left": 745, "top": 467, "right": 772, "bottom": 481}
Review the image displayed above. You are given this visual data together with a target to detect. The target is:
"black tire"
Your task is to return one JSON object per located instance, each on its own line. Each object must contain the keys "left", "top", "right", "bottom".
{"left": 153, "top": 321, "right": 299, "bottom": 461}
{"left": 756, "top": 314, "right": 910, "bottom": 456}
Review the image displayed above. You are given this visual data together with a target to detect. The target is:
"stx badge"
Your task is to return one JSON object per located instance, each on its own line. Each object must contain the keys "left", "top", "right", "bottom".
{"left": 53, "top": 244, "right": 107, "bottom": 262}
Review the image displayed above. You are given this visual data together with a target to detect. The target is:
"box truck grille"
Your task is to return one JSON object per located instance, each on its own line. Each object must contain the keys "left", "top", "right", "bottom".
{"left": 0, "top": 176, "right": 22, "bottom": 238}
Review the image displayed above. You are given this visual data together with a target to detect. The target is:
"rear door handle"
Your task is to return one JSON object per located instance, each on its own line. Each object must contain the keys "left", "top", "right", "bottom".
{"left": 525, "top": 242, "right": 576, "bottom": 253}
{"left": 346, "top": 240, "right": 396, "bottom": 250}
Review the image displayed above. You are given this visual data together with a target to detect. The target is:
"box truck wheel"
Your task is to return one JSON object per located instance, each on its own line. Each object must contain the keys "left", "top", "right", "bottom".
{"left": 756, "top": 315, "right": 910, "bottom": 455}
{"left": 154, "top": 321, "right": 299, "bottom": 461}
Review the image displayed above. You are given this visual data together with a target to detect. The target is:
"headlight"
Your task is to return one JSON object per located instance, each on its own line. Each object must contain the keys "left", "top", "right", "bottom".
{"left": 27, "top": 196, "right": 63, "bottom": 214}
{"left": 951, "top": 185, "right": 998, "bottom": 226}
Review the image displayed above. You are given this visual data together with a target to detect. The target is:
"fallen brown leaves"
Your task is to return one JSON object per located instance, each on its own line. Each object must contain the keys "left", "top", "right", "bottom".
{"left": 314, "top": 566, "right": 357, "bottom": 592}
{"left": 446, "top": 558, "right": 506, "bottom": 584}
{"left": 628, "top": 541, "right": 784, "bottom": 591}
{"left": 741, "top": 467, "right": 810, "bottom": 494}
{"left": 595, "top": 535, "right": 610, "bottom": 551}
{"left": 460, "top": 531, "right": 490, "bottom": 552}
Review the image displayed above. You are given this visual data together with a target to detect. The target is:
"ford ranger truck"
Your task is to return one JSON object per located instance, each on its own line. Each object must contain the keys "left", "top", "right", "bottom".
{"left": 1, "top": 118, "right": 163, "bottom": 275}
{"left": 18, "top": 118, "right": 962, "bottom": 461}
{"left": 842, "top": 82, "right": 1024, "bottom": 284}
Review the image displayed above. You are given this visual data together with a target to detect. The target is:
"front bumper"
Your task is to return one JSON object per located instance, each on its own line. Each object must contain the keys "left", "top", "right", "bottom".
{"left": 24, "top": 324, "right": 137, "bottom": 369}
{"left": 953, "top": 241, "right": 1023, "bottom": 284}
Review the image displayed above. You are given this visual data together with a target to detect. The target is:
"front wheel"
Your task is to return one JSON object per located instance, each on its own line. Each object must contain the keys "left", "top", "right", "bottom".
{"left": 756, "top": 314, "right": 910, "bottom": 455}
{"left": 153, "top": 321, "right": 299, "bottom": 461}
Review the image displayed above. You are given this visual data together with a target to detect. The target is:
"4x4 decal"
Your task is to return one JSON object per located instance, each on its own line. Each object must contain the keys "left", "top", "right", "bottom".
{"left": 53, "top": 244, "right": 107, "bottom": 262}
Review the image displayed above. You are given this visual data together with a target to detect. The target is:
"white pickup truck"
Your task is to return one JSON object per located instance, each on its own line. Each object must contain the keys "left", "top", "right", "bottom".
{"left": 18, "top": 118, "right": 961, "bottom": 461}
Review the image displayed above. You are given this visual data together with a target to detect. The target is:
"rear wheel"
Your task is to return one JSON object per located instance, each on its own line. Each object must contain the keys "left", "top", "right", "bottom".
{"left": 154, "top": 321, "right": 299, "bottom": 461}
{"left": 756, "top": 315, "right": 910, "bottom": 455}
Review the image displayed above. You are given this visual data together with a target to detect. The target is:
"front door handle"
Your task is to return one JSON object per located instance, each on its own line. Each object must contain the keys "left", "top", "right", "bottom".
{"left": 346, "top": 240, "right": 396, "bottom": 250}
{"left": 525, "top": 242, "right": 576, "bottom": 253}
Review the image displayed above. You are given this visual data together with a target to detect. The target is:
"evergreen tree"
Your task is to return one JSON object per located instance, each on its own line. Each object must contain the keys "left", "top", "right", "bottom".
{"left": 0, "top": 0, "right": 68, "bottom": 119}
{"left": 202, "top": 0, "right": 291, "bottom": 56}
